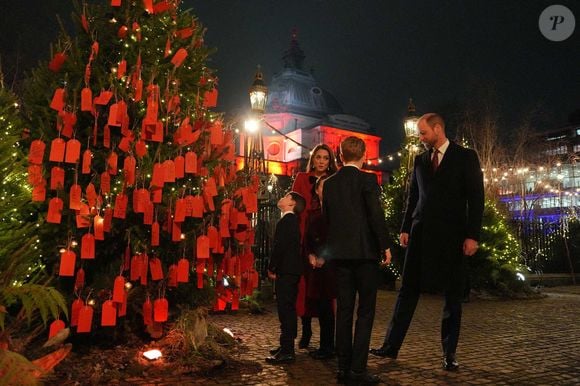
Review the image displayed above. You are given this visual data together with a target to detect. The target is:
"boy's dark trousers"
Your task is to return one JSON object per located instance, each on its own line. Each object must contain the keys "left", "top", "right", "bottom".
{"left": 276, "top": 273, "right": 301, "bottom": 354}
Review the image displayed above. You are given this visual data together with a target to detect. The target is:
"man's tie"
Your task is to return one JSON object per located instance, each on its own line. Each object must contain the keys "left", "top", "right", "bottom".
{"left": 432, "top": 148, "right": 440, "bottom": 172}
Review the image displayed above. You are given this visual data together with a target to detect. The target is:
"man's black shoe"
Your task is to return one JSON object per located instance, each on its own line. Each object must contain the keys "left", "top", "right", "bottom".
{"left": 442, "top": 356, "right": 459, "bottom": 371}
{"left": 336, "top": 369, "right": 350, "bottom": 384}
{"left": 369, "top": 346, "right": 398, "bottom": 359}
{"left": 309, "top": 349, "right": 335, "bottom": 360}
{"left": 350, "top": 371, "right": 381, "bottom": 384}
{"left": 298, "top": 334, "right": 311, "bottom": 349}
{"left": 265, "top": 351, "right": 296, "bottom": 364}
{"left": 269, "top": 346, "right": 281, "bottom": 355}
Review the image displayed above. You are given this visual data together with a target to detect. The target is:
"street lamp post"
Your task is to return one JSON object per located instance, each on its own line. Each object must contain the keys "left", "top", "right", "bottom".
{"left": 244, "top": 67, "right": 268, "bottom": 176}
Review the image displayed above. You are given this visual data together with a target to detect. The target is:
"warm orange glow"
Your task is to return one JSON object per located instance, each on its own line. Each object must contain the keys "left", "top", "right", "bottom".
{"left": 143, "top": 349, "right": 162, "bottom": 360}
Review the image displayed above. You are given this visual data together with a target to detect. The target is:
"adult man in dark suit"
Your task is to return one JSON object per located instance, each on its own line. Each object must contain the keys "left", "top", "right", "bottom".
{"left": 370, "top": 113, "right": 484, "bottom": 371}
{"left": 321, "top": 136, "right": 391, "bottom": 384}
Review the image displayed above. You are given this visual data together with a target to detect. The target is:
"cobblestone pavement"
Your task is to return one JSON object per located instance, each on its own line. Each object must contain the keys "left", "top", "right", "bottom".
{"left": 133, "top": 286, "right": 580, "bottom": 385}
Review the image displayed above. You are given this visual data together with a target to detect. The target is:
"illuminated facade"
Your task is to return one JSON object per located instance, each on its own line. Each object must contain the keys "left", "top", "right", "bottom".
{"left": 237, "top": 32, "right": 384, "bottom": 181}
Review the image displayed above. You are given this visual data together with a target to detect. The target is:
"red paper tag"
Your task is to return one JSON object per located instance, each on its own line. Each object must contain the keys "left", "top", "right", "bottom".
{"left": 143, "top": 0, "right": 153, "bottom": 13}
{"left": 197, "top": 272, "right": 204, "bottom": 289}
{"left": 163, "top": 159, "right": 176, "bottom": 182}
{"left": 101, "top": 300, "right": 117, "bottom": 326}
{"left": 77, "top": 305, "right": 94, "bottom": 333}
{"left": 108, "top": 104, "right": 120, "bottom": 127}
{"left": 107, "top": 152, "right": 118, "bottom": 175}
{"left": 130, "top": 254, "right": 141, "bottom": 281}
{"left": 50, "top": 88, "right": 65, "bottom": 111}
{"left": 48, "top": 52, "right": 67, "bottom": 72}
{"left": 69, "top": 184, "right": 82, "bottom": 210}
{"left": 123, "top": 155, "right": 136, "bottom": 186}
{"left": 197, "top": 235, "right": 210, "bottom": 259}
{"left": 76, "top": 203, "right": 91, "bottom": 228}
{"left": 205, "top": 177, "right": 218, "bottom": 197}
{"left": 135, "top": 139, "right": 147, "bottom": 158}
{"left": 49, "top": 138, "right": 66, "bottom": 162}
{"left": 71, "top": 299, "right": 84, "bottom": 327}
{"left": 172, "top": 221, "right": 182, "bottom": 242}
{"left": 59, "top": 250, "right": 76, "bottom": 276}
{"left": 208, "top": 226, "right": 219, "bottom": 250}
{"left": 32, "top": 184, "right": 47, "bottom": 202}
{"left": 140, "top": 253, "right": 149, "bottom": 286}
{"left": 118, "top": 290, "right": 127, "bottom": 317}
{"left": 47, "top": 197, "right": 64, "bottom": 224}
{"left": 184, "top": 151, "right": 197, "bottom": 174}
{"left": 135, "top": 78, "right": 143, "bottom": 101}
{"left": 82, "top": 149, "right": 92, "bottom": 174}
{"left": 171, "top": 48, "right": 188, "bottom": 67}
{"left": 111, "top": 0, "right": 121, "bottom": 7}
{"left": 103, "top": 207, "right": 113, "bottom": 232}
{"left": 81, "top": 87, "right": 93, "bottom": 112}
{"left": 48, "top": 319, "right": 66, "bottom": 339}
{"left": 177, "top": 258, "right": 189, "bottom": 283}
{"left": 64, "top": 139, "right": 81, "bottom": 163}
{"left": 29, "top": 140, "right": 46, "bottom": 164}
{"left": 100, "top": 172, "right": 111, "bottom": 194}
{"left": 203, "top": 88, "right": 218, "bottom": 108}
{"left": 113, "top": 193, "right": 128, "bottom": 219}
{"left": 81, "top": 233, "right": 95, "bottom": 259}
{"left": 50, "top": 166, "right": 65, "bottom": 190}
{"left": 143, "top": 298, "right": 153, "bottom": 325}
{"left": 112, "top": 276, "right": 125, "bottom": 303}
{"left": 191, "top": 196, "right": 204, "bottom": 218}
{"left": 210, "top": 121, "right": 223, "bottom": 145}
{"left": 149, "top": 257, "right": 164, "bottom": 280}
{"left": 153, "top": 298, "right": 168, "bottom": 322}
{"left": 174, "top": 198, "right": 187, "bottom": 222}
{"left": 151, "top": 221, "right": 160, "bottom": 246}
{"left": 103, "top": 124, "right": 111, "bottom": 148}
{"left": 94, "top": 215, "right": 104, "bottom": 240}
{"left": 144, "top": 201, "right": 154, "bottom": 225}
{"left": 117, "top": 59, "right": 127, "bottom": 79}
{"left": 74, "top": 267, "right": 85, "bottom": 290}
{"left": 174, "top": 155, "right": 185, "bottom": 179}
{"left": 151, "top": 163, "right": 164, "bottom": 188}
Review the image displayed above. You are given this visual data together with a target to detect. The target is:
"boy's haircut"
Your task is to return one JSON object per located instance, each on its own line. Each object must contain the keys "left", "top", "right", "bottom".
{"left": 340, "top": 136, "right": 365, "bottom": 163}
{"left": 288, "top": 191, "right": 306, "bottom": 215}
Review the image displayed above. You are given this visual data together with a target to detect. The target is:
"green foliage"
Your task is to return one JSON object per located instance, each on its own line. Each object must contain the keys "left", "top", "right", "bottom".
{"left": 0, "top": 88, "right": 67, "bottom": 333}
{"left": 469, "top": 199, "right": 531, "bottom": 296}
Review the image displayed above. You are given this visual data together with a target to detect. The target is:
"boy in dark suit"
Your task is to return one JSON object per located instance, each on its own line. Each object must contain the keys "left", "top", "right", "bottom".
{"left": 321, "top": 136, "right": 391, "bottom": 384}
{"left": 266, "top": 191, "right": 306, "bottom": 364}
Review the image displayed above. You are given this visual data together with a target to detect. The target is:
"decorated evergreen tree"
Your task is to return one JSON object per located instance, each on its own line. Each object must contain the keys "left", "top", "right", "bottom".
{"left": 20, "top": 0, "right": 257, "bottom": 340}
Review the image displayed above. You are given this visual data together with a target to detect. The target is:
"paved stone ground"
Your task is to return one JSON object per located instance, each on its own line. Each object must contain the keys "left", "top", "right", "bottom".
{"left": 128, "top": 286, "right": 580, "bottom": 385}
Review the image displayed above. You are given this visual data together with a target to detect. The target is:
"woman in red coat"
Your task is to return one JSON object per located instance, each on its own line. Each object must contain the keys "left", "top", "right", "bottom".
{"left": 292, "top": 144, "right": 338, "bottom": 350}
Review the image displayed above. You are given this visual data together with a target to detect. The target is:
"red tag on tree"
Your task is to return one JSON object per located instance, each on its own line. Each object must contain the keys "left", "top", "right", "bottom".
{"left": 117, "top": 59, "right": 127, "bottom": 79}
{"left": 151, "top": 163, "right": 164, "bottom": 188}
{"left": 197, "top": 235, "right": 210, "bottom": 259}
{"left": 153, "top": 298, "right": 168, "bottom": 322}
{"left": 59, "top": 250, "right": 76, "bottom": 276}
{"left": 140, "top": 253, "right": 149, "bottom": 286}
{"left": 174, "top": 198, "right": 187, "bottom": 222}
{"left": 177, "top": 258, "right": 189, "bottom": 283}
{"left": 103, "top": 125, "right": 111, "bottom": 148}
{"left": 48, "top": 319, "right": 66, "bottom": 339}
{"left": 210, "top": 121, "right": 223, "bottom": 145}
{"left": 130, "top": 254, "right": 141, "bottom": 281}
{"left": 118, "top": 290, "right": 127, "bottom": 317}
{"left": 48, "top": 52, "right": 67, "bottom": 72}
{"left": 76, "top": 203, "right": 91, "bottom": 228}
{"left": 112, "top": 276, "right": 125, "bottom": 303}
{"left": 171, "top": 48, "right": 188, "bottom": 67}
{"left": 151, "top": 187, "right": 162, "bottom": 203}
{"left": 74, "top": 267, "right": 85, "bottom": 290}
{"left": 49, "top": 138, "right": 66, "bottom": 162}
{"left": 29, "top": 139, "right": 46, "bottom": 164}
{"left": 32, "top": 183, "right": 46, "bottom": 202}
{"left": 184, "top": 151, "right": 197, "bottom": 174}
{"left": 205, "top": 177, "right": 218, "bottom": 197}
{"left": 143, "top": 0, "right": 153, "bottom": 13}
{"left": 144, "top": 201, "right": 154, "bottom": 225}
{"left": 123, "top": 155, "right": 136, "bottom": 186}
{"left": 135, "top": 139, "right": 147, "bottom": 158}
{"left": 50, "top": 88, "right": 66, "bottom": 111}
{"left": 82, "top": 149, "right": 92, "bottom": 174}
{"left": 207, "top": 226, "right": 219, "bottom": 250}
{"left": 71, "top": 299, "right": 84, "bottom": 327}
{"left": 77, "top": 305, "right": 94, "bottom": 333}
{"left": 103, "top": 207, "right": 113, "bottom": 232}
{"left": 149, "top": 257, "right": 163, "bottom": 280}
{"left": 81, "top": 233, "right": 95, "bottom": 259}
{"left": 107, "top": 152, "right": 118, "bottom": 175}
{"left": 64, "top": 139, "right": 81, "bottom": 163}
{"left": 94, "top": 215, "right": 104, "bottom": 240}
{"left": 111, "top": 0, "right": 121, "bottom": 6}
{"left": 50, "top": 166, "right": 65, "bottom": 190}
{"left": 81, "top": 87, "right": 93, "bottom": 112}
{"left": 143, "top": 298, "right": 153, "bottom": 325}
{"left": 107, "top": 104, "right": 119, "bottom": 127}
{"left": 100, "top": 172, "right": 111, "bottom": 194}
{"left": 69, "top": 184, "right": 82, "bottom": 210}
{"left": 113, "top": 193, "right": 128, "bottom": 219}
{"left": 197, "top": 272, "right": 204, "bottom": 289}
{"left": 203, "top": 88, "right": 218, "bottom": 108}
{"left": 163, "top": 159, "right": 176, "bottom": 182}
{"left": 101, "top": 300, "right": 117, "bottom": 326}
{"left": 172, "top": 221, "right": 182, "bottom": 242}
{"left": 47, "top": 197, "right": 64, "bottom": 224}
{"left": 135, "top": 78, "right": 143, "bottom": 101}
{"left": 174, "top": 155, "right": 185, "bottom": 179}
{"left": 151, "top": 221, "right": 160, "bottom": 246}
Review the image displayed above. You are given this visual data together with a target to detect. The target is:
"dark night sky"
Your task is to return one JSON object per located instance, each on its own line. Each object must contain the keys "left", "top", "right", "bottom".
{"left": 1, "top": 0, "right": 579, "bottom": 153}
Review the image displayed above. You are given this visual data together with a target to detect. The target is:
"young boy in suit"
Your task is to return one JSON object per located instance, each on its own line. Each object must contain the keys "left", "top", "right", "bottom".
{"left": 266, "top": 191, "right": 306, "bottom": 364}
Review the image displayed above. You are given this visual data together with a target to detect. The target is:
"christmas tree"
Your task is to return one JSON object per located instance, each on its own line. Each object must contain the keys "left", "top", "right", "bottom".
{"left": 19, "top": 0, "right": 258, "bottom": 340}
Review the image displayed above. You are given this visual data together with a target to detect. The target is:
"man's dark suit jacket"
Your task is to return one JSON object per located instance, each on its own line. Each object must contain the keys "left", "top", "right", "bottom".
{"left": 402, "top": 141, "right": 484, "bottom": 295}
{"left": 268, "top": 212, "right": 303, "bottom": 276}
{"left": 322, "top": 166, "right": 390, "bottom": 261}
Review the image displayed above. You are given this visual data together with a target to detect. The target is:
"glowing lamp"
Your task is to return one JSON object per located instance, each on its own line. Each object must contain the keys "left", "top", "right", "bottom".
{"left": 249, "top": 66, "right": 268, "bottom": 113}
{"left": 404, "top": 98, "right": 419, "bottom": 138}
{"left": 143, "top": 349, "right": 162, "bottom": 360}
